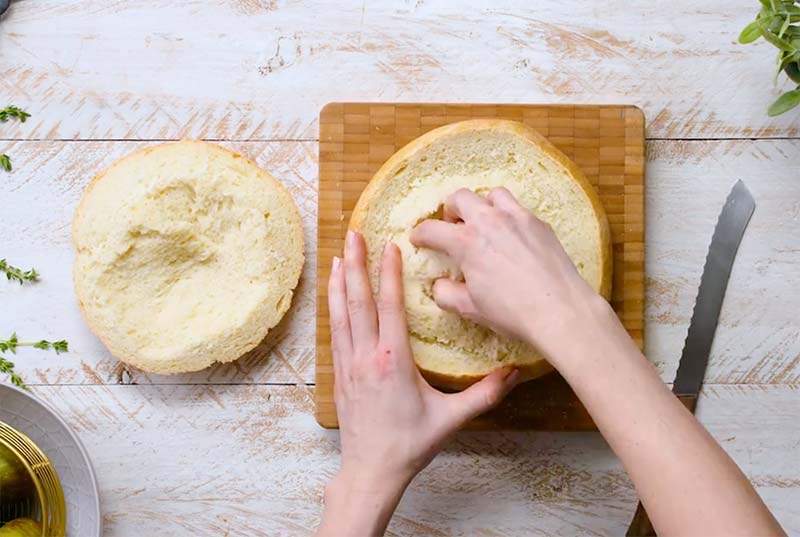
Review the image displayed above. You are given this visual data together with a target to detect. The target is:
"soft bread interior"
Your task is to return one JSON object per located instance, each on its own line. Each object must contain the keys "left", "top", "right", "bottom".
{"left": 73, "top": 141, "right": 304, "bottom": 374}
{"left": 351, "top": 121, "right": 609, "bottom": 386}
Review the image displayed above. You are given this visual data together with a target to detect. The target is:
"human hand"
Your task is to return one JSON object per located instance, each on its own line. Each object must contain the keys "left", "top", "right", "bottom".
{"left": 410, "top": 187, "right": 605, "bottom": 362}
{"left": 405, "top": 189, "right": 786, "bottom": 537}
{"left": 317, "top": 231, "right": 520, "bottom": 537}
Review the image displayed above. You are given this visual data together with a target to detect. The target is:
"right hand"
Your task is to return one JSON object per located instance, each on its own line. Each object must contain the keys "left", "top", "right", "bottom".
{"left": 410, "top": 187, "right": 605, "bottom": 360}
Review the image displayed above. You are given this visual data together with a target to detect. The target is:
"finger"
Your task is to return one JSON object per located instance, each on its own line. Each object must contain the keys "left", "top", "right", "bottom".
{"left": 487, "top": 187, "right": 524, "bottom": 215}
{"left": 328, "top": 256, "right": 353, "bottom": 378}
{"left": 442, "top": 200, "right": 462, "bottom": 223}
{"left": 432, "top": 279, "right": 479, "bottom": 321}
{"left": 447, "top": 368, "right": 521, "bottom": 424}
{"left": 377, "top": 242, "right": 409, "bottom": 346}
{"left": 344, "top": 230, "right": 379, "bottom": 352}
{"left": 444, "top": 188, "right": 489, "bottom": 222}
{"left": 410, "top": 219, "right": 462, "bottom": 259}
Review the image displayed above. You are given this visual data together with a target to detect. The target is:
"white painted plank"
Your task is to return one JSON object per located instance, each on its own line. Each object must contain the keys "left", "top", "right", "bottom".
{"left": 0, "top": 0, "right": 796, "bottom": 141}
{"left": 27, "top": 383, "right": 800, "bottom": 536}
{"left": 645, "top": 140, "right": 800, "bottom": 385}
{"left": 2, "top": 139, "right": 799, "bottom": 386}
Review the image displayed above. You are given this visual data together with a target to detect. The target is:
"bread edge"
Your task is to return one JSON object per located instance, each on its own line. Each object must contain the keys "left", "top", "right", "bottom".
{"left": 420, "top": 357, "right": 555, "bottom": 390}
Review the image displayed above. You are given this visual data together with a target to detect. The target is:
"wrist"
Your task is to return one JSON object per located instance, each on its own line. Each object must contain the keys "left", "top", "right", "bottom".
{"left": 319, "top": 466, "right": 410, "bottom": 537}
{"left": 327, "top": 464, "right": 410, "bottom": 501}
{"left": 525, "top": 287, "right": 622, "bottom": 371}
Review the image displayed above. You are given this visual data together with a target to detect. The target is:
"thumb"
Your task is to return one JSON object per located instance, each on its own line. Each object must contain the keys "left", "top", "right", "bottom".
{"left": 447, "top": 367, "right": 521, "bottom": 424}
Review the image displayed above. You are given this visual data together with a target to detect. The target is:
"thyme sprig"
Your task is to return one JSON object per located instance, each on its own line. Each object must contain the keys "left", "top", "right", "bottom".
{"left": 0, "top": 333, "right": 69, "bottom": 355}
{"left": 0, "top": 334, "right": 69, "bottom": 390}
{"left": 0, "top": 105, "right": 30, "bottom": 173}
{"left": 0, "top": 259, "right": 38, "bottom": 284}
{"left": 0, "top": 105, "right": 30, "bottom": 123}
{"left": 0, "top": 355, "right": 25, "bottom": 389}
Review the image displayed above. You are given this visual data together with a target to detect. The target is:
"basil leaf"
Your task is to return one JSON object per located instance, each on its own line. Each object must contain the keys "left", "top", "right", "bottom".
{"left": 784, "top": 61, "right": 800, "bottom": 82}
{"left": 768, "top": 87, "right": 800, "bottom": 115}
{"left": 758, "top": 18, "right": 796, "bottom": 51}
{"left": 739, "top": 21, "right": 763, "bottom": 43}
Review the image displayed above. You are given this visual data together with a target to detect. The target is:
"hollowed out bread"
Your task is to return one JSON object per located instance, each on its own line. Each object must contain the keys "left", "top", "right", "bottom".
{"left": 73, "top": 141, "right": 304, "bottom": 374}
{"left": 349, "top": 120, "right": 611, "bottom": 389}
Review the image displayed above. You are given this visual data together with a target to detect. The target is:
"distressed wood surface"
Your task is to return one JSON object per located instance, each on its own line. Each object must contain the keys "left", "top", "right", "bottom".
{"left": 1, "top": 0, "right": 799, "bottom": 141}
{"left": 26, "top": 383, "right": 800, "bottom": 536}
{"left": 1, "top": 1, "right": 799, "bottom": 536}
{"left": 2, "top": 139, "right": 798, "bottom": 387}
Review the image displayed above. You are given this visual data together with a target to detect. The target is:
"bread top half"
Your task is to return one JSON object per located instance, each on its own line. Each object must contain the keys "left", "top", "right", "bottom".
{"left": 73, "top": 140, "right": 304, "bottom": 374}
{"left": 350, "top": 119, "right": 612, "bottom": 388}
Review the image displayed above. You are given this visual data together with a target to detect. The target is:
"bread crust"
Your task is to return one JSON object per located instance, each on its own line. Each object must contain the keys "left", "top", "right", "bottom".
{"left": 349, "top": 119, "right": 612, "bottom": 388}
{"left": 72, "top": 140, "right": 305, "bottom": 374}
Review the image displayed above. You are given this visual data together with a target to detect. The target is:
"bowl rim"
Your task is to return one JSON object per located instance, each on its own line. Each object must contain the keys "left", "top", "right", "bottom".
{"left": 0, "top": 383, "right": 101, "bottom": 535}
{"left": 0, "top": 429, "right": 54, "bottom": 532}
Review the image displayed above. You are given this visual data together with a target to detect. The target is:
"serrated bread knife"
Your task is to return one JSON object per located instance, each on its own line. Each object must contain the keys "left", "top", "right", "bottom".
{"left": 626, "top": 180, "right": 756, "bottom": 536}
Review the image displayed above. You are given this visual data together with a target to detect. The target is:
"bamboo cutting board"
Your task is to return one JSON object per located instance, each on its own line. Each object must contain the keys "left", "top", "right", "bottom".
{"left": 316, "top": 103, "right": 645, "bottom": 430}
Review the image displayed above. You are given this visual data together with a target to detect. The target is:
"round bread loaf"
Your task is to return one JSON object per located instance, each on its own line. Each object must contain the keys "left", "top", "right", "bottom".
{"left": 73, "top": 141, "right": 304, "bottom": 374}
{"left": 350, "top": 119, "right": 611, "bottom": 388}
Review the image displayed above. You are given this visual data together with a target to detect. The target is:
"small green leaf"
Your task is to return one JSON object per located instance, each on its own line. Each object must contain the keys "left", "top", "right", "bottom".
{"left": 759, "top": 18, "right": 797, "bottom": 51}
{"left": 2, "top": 333, "right": 20, "bottom": 354}
{"left": 785, "top": 61, "right": 800, "bottom": 82}
{"left": 0, "top": 154, "right": 11, "bottom": 172}
{"left": 780, "top": 13, "right": 792, "bottom": 38}
{"left": 739, "top": 21, "right": 763, "bottom": 43}
{"left": 768, "top": 87, "right": 800, "bottom": 115}
{"left": 32, "top": 340, "right": 67, "bottom": 353}
{"left": 769, "top": 14, "right": 786, "bottom": 33}
{"left": 0, "top": 354, "right": 27, "bottom": 389}
{"left": 775, "top": 52, "right": 797, "bottom": 84}
{"left": 0, "top": 105, "right": 31, "bottom": 123}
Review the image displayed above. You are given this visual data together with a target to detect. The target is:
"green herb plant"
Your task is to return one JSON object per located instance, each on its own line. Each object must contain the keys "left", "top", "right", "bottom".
{"left": 0, "top": 259, "right": 38, "bottom": 284}
{"left": 0, "top": 105, "right": 30, "bottom": 173}
{"left": 0, "top": 334, "right": 69, "bottom": 355}
{"left": 739, "top": 0, "right": 800, "bottom": 116}
{"left": 740, "top": 1, "right": 800, "bottom": 115}
{"left": 0, "top": 108, "right": 57, "bottom": 389}
{"left": 0, "top": 333, "right": 69, "bottom": 390}
{"left": 0, "top": 105, "right": 30, "bottom": 123}
{"left": 0, "top": 356, "right": 25, "bottom": 389}
{"left": 0, "top": 263, "right": 68, "bottom": 389}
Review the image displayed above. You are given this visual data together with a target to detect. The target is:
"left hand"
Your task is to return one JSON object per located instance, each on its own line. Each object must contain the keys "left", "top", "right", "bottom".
{"left": 317, "top": 231, "right": 520, "bottom": 537}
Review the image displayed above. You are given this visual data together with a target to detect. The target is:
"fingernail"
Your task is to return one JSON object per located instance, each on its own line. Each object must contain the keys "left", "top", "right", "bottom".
{"left": 332, "top": 256, "right": 341, "bottom": 271}
{"left": 383, "top": 242, "right": 393, "bottom": 255}
{"left": 346, "top": 230, "right": 356, "bottom": 251}
{"left": 505, "top": 368, "right": 521, "bottom": 386}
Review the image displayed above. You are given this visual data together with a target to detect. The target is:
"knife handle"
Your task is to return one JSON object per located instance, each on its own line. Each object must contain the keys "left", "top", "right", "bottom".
{"left": 676, "top": 394, "right": 697, "bottom": 413}
{"left": 626, "top": 503, "right": 656, "bottom": 537}
{"left": 625, "top": 394, "right": 698, "bottom": 536}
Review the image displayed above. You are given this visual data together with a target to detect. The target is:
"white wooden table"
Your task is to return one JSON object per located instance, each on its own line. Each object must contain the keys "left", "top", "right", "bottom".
{"left": 2, "top": 1, "right": 799, "bottom": 535}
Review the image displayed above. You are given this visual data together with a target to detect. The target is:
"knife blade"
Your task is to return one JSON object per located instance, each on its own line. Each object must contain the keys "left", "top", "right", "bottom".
{"left": 672, "top": 180, "right": 755, "bottom": 399}
{"left": 626, "top": 180, "right": 756, "bottom": 536}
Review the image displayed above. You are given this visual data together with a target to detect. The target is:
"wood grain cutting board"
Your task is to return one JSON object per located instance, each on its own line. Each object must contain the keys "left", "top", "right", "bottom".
{"left": 315, "top": 103, "right": 645, "bottom": 430}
